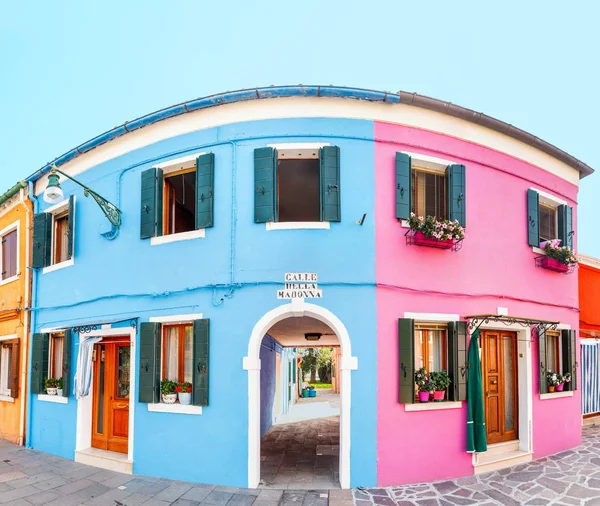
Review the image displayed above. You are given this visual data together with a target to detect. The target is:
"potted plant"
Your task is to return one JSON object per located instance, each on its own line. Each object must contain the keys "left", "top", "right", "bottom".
{"left": 430, "top": 371, "right": 451, "bottom": 402}
{"left": 45, "top": 378, "right": 58, "bottom": 396}
{"left": 563, "top": 372, "right": 572, "bottom": 390}
{"left": 555, "top": 373, "right": 565, "bottom": 391}
{"left": 546, "top": 371, "right": 560, "bottom": 392}
{"left": 161, "top": 379, "right": 178, "bottom": 404}
{"left": 176, "top": 382, "right": 192, "bottom": 405}
{"left": 407, "top": 213, "right": 465, "bottom": 249}
{"left": 415, "top": 367, "right": 433, "bottom": 403}
{"left": 56, "top": 377, "right": 64, "bottom": 397}
{"left": 541, "top": 241, "right": 577, "bottom": 273}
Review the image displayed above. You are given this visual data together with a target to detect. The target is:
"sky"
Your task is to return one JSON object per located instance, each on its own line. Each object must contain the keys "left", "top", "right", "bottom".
{"left": 1, "top": 1, "right": 599, "bottom": 254}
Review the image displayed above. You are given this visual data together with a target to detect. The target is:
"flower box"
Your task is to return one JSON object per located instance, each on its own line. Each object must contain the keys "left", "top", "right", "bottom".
{"left": 538, "top": 256, "right": 570, "bottom": 273}
{"left": 413, "top": 231, "right": 455, "bottom": 250}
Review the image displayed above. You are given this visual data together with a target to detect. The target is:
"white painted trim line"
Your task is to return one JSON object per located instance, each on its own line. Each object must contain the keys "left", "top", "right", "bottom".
{"left": 405, "top": 401, "right": 462, "bottom": 412}
{"left": 400, "top": 220, "right": 410, "bottom": 229}
{"left": 148, "top": 403, "right": 203, "bottom": 415}
{"left": 0, "top": 220, "right": 19, "bottom": 238}
{"left": 581, "top": 340, "right": 599, "bottom": 346}
{"left": 0, "top": 220, "right": 20, "bottom": 286}
{"left": 404, "top": 312, "right": 460, "bottom": 322}
{"left": 44, "top": 199, "right": 70, "bottom": 215}
{"left": 150, "top": 229, "right": 205, "bottom": 246}
{"left": 402, "top": 151, "right": 455, "bottom": 172}
{"left": 38, "top": 394, "right": 68, "bottom": 404}
{"left": 540, "top": 391, "right": 574, "bottom": 400}
{"left": 0, "top": 274, "right": 19, "bottom": 287}
{"left": 530, "top": 187, "right": 568, "bottom": 207}
{"left": 578, "top": 254, "right": 600, "bottom": 268}
{"left": 0, "top": 395, "right": 15, "bottom": 403}
{"left": 0, "top": 334, "right": 18, "bottom": 342}
{"left": 266, "top": 222, "right": 330, "bottom": 231}
{"left": 154, "top": 152, "right": 206, "bottom": 170}
{"left": 42, "top": 258, "right": 74, "bottom": 274}
{"left": 267, "top": 142, "right": 330, "bottom": 150}
{"left": 150, "top": 313, "right": 204, "bottom": 324}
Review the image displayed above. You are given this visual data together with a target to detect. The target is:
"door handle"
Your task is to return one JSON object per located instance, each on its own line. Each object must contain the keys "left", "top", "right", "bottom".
{"left": 116, "top": 404, "right": 128, "bottom": 409}
{"left": 486, "top": 391, "right": 490, "bottom": 397}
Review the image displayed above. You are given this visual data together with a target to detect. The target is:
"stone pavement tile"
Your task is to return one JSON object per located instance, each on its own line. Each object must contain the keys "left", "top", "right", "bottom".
{"left": 140, "top": 500, "right": 171, "bottom": 506}
{"left": 0, "top": 471, "right": 27, "bottom": 483}
{"left": 171, "top": 499, "right": 201, "bottom": 506}
{"left": 8, "top": 471, "right": 61, "bottom": 489}
{"left": 44, "top": 492, "right": 90, "bottom": 506}
{"left": 54, "top": 477, "right": 97, "bottom": 495}
{"left": 63, "top": 466, "right": 101, "bottom": 481}
{"left": 2, "top": 500, "right": 33, "bottom": 506}
{"left": 84, "top": 487, "right": 133, "bottom": 506}
{"left": 154, "top": 482, "right": 194, "bottom": 502}
{"left": 119, "top": 477, "right": 157, "bottom": 493}
{"left": 202, "top": 490, "right": 235, "bottom": 505}
{"left": 483, "top": 489, "right": 521, "bottom": 506}
{"left": 31, "top": 477, "right": 68, "bottom": 491}
{"left": 119, "top": 492, "right": 153, "bottom": 505}
{"left": 0, "top": 485, "right": 38, "bottom": 504}
{"left": 180, "top": 486, "right": 212, "bottom": 502}
{"left": 20, "top": 489, "right": 65, "bottom": 505}
{"left": 86, "top": 469, "right": 120, "bottom": 483}
{"left": 134, "top": 479, "right": 172, "bottom": 496}
{"left": 250, "top": 501, "right": 280, "bottom": 506}
{"left": 99, "top": 472, "right": 135, "bottom": 488}
{"left": 73, "top": 482, "right": 112, "bottom": 500}
{"left": 228, "top": 493, "right": 259, "bottom": 506}
{"left": 258, "top": 489, "right": 284, "bottom": 500}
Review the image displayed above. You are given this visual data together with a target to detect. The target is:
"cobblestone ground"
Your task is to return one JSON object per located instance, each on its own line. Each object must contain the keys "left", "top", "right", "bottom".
{"left": 0, "top": 440, "right": 353, "bottom": 506}
{"left": 353, "top": 425, "right": 600, "bottom": 506}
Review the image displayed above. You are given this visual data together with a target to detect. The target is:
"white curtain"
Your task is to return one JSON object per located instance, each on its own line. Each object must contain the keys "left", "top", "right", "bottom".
{"left": 165, "top": 327, "right": 178, "bottom": 381}
{"left": 430, "top": 330, "right": 443, "bottom": 371}
{"left": 74, "top": 337, "right": 102, "bottom": 399}
{"left": 184, "top": 326, "right": 193, "bottom": 383}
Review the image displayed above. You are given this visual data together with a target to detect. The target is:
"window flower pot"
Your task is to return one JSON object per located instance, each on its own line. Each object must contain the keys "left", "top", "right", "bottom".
{"left": 46, "top": 387, "right": 57, "bottom": 396}
{"left": 556, "top": 383, "right": 564, "bottom": 392}
{"left": 433, "top": 390, "right": 446, "bottom": 402}
{"left": 548, "top": 385, "right": 556, "bottom": 393}
{"left": 414, "top": 231, "right": 455, "bottom": 249}
{"left": 539, "top": 257, "right": 569, "bottom": 273}
{"left": 57, "top": 389, "right": 63, "bottom": 397}
{"left": 162, "top": 393, "right": 177, "bottom": 404}
{"left": 418, "top": 391, "right": 430, "bottom": 403}
{"left": 178, "top": 392, "right": 192, "bottom": 405}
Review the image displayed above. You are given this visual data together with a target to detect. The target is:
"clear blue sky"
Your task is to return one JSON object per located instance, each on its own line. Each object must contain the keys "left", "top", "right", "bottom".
{"left": 1, "top": 1, "right": 598, "bottom": 254}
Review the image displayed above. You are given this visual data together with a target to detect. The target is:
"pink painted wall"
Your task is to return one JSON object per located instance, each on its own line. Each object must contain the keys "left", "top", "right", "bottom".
{"left": 374, "top": 121, "right": 581, "bottom": 486}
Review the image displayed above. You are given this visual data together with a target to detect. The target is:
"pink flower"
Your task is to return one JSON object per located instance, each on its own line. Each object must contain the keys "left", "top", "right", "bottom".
{"left": 410, "top": 212, "right": 415, "bottom": 217}
{"left": 418, "top": 216, "right": 424, "bottom": 222}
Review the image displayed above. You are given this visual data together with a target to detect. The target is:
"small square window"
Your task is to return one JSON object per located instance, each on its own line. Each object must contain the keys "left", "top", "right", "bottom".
{"left": 539, "top": 204, "right": 557, "bottom": 243}
{"left": 0, "top": 344, "right": 12, "bottom": 397}
{"left": 49, "top": 333, "right": 64, "bottom": 380}
{"left": 1, "top": 228, "right": 17, "bottom": 280}
{"left": 164, "top": 170, "right": 196, "bottom": 236}
{"left": 411, "top": 168, "right": 447, "bottom": 220}
{"left": 162, "top": 324, "right": 193, "bottom": 384}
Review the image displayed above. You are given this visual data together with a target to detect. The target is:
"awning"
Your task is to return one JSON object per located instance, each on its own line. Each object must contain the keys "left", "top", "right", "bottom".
{"left": 463, "top": 314, "right": 560, "bottom": 335}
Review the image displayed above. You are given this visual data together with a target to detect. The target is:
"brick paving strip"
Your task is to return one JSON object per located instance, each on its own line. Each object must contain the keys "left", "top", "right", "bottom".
{"left": 0, "top": 440, "right": 353, "bottom": 506}
{"left": 353, "top": 425, "right": 600, "bottom": 506}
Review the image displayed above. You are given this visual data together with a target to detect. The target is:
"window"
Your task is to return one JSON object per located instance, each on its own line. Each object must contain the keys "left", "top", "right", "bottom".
{"left": 411, "top": 168, "right": 447, "bottom": 220}
{"left": 545, "top": 331, "right": 561, "bottom": 374}
{"left": 53, "top": 211, "right": 69, "bottom": 265}
{"left": 49, "top": 333, "right": 64, "bottom": 379}
{"left": 278, "top": 158, "right": 321, "bottom": 222}
{"left": 527, "top": 189, "right": 573, "bottom": 249}
{"left": 162, "top": 324, "right": 193, "bottom": 383}
{"left": 414, "top": 324, "right": 448, "bottom": 373}
{"left": 164, "top": 170, "right": 197, "bottom": 236}
{"left": 1, "top": 226, "right": 17, "bottom": 281}
{"left": 539, "top": 204, "right": 557, "bottom": 243}
{"left": 0, "top": 343, "right": 12, "bottom": 396}
{"left": 33, "top": 196, "right": 74, "bottom": 270}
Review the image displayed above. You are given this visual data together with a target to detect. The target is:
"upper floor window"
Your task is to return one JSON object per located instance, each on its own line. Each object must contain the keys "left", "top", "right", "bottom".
{"left": 53, "top": 210, "right": 70, "bottom": 265}
{"left": 164, "top": 170, "right": 196, "bottom": 236}
{"left": 539, "top": 204, "right": 557, "bottom": 244}
{"left": 0, "top": 223, "right": 18, "bottom": 282}
{"left": 32, "top": 196, "right": 75, "bottom": 270}
{"left": 411, "top": 168, "right": 447, "bottom": 220}
{"left": 527, "top": 189, "right": 573, "bottom": 250}
{"left": 254, "top": 145, "right": 341, "bottom": 224}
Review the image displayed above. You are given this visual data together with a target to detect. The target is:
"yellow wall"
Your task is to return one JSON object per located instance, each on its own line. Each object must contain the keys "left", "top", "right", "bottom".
{"left": 0, "top": 191, "right": 32, "bottom": 445}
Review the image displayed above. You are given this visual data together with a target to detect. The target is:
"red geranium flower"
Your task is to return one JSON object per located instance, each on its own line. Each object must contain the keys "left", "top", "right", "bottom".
{"left": 175, "top": 385, "right": 182, "bottom": 393}
{"left": 186, "top": 386, "right": 192, "bottom": 393}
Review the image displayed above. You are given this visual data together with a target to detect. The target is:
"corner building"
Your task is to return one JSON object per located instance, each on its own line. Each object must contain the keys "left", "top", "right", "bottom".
{"left": 25, "top": 86, "right": 592, "bottom": 488}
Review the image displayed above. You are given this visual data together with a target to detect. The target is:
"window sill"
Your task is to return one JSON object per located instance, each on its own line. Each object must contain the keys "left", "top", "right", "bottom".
{"left": 400, "top": 220, "right": 410, "bottom": 229}
{"left": 42, "top": 258, "right": 74, "bottom": 274}
{"left": 0, "top": 275, "right": 19, "bottom": 287}
{"left": 532, "top": 246, "right": 545, "bottom": 255}
{"left": 38, "top": 394, "right": 68, "bottom": 404}
{"left": 0, "top": 395, "right": 14, "bottom": 403}
{"left": 150, "top": 229, "right": 205, "bottom": 246}
{"left": 405, "top": 401, "right": 463, "bottom": 412}
{"left": 147, "top": 403, "right": 203, "bottom": 415}
{"left": 540, "top": 391, "right": 574, "bottom": 400}
{"left": 266, "top": 222, "right": 330, "bottom": 231}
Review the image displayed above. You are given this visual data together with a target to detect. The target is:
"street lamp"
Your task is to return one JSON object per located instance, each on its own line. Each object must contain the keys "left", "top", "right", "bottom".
{"left": 43, "top": 166, "right": 122, "bottom": 228}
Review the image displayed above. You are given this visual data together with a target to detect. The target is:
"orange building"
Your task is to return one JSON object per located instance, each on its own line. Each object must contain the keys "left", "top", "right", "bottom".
{"left": 0, "top": 182, "right": 32, "bottom": 445}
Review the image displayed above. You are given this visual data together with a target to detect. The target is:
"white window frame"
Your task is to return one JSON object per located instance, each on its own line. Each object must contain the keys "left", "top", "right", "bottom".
{"left": 0, "top": 334, "right": 17, "bottom": 401}
{"left": 48, "top": 333, "right": 64, "bottom": 380}
{"left": 42, "top": 197, "right": 75, "bottom": 274}
{"left": 0, "top": 220, "right": 19, "bottom": 286}
{"left": 530, "top": 187, "right": 567, "bottom": 254}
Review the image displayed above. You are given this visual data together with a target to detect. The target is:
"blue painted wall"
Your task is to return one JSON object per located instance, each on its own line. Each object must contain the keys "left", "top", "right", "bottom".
{"left": 28, "top": 117, "right": 377, "bottom": 487}
{"left": 260, "top": 336, "right": 278, "bottom": 437}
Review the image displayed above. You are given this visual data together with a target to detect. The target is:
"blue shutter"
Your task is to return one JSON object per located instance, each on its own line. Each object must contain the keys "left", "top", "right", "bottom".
{"left": 395, "top": 153, "right": 411, "bottom": 220}
{"left": 254, "top": 148, "right": 277, "bottom": 223}
{"left": 527, "top": 189, "right": 540, "bottom": 247}
{"left": 320, "top": 146, "right": 341, "bottom": 222}
{"left": 196, "top": 153, "right": 215, "bottom": 229}
{"left": 558, "top": 204, "right": 574, "bottom": 249}
{"left": 140, "top": 168, "right": 163, "bottom": 239}
{"left": 447, "top": 164, "right": 466, "bottom": 226}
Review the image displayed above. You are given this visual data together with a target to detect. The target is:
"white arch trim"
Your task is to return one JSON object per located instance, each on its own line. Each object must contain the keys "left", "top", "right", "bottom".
{"left": 243, "top": 298, "right": 357, "bottom": 489}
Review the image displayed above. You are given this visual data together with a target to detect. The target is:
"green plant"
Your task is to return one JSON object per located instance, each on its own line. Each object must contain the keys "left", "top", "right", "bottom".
{"left": 430, "top": 371, "right": 451, "bottom": 391}
{"left": 56, "top": 377, "right": 64, "bottom": 389}
{"left": 414, "top": 367, "right": 431, "bottom": 393}
{"left": 407, "top": 213, "right": 465, "bottom": 241}
{"left": 160, "top": 379, "right": 177, "bottom": 396}
{"left": 176, "top": 382, "right": 192, "bottom": 394}
{"left": 546, "top": 371, "right": 562, "bottom": 386}
{"left": 563, "top": 372, "right": 572, "bottom": 384}
{"left": 44, "top": 378, "right": 57, "bottom": 389}
{"left": 543, "top": 241, "right": 577, "bottom": 266}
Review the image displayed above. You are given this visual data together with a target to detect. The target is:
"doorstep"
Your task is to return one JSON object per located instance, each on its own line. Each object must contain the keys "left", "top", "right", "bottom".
{"left": 75, "top": 447, "right": 133, "bottom": 475}
{"left": 473, "top": 440, "right": 532, "bottom": 474}
{"left": 584, "top": 414, "right": 600, "bottom": 427}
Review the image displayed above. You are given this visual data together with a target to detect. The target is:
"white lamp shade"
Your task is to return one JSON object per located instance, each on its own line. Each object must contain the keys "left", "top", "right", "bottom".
{"left": 43, "top": 185, "right": 64, "bottom": 204}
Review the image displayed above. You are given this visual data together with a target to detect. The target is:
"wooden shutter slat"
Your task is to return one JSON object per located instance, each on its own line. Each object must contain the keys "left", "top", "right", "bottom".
{"left": 395, "top": 153, "right": 411, "bottom": 220}
{"left": 140, "top": 168, "right": 163, "bottom": 239}
{"left": 562, "top": 329, "right": 577, "bottom": 391}
{"left": 527, "top": 189, "right": 540, "bottom": 247}
{"left": 558, "top": 205, "right": 574, "bottom": 249}
{"left": 539, "top": 328, "right": 547, "bottom": 394}
{"left": 447, "top": 322, "right": 468, "bottom": 401}
{"left": 254, "top": 148, "right": 277, "bottom": 223}
{"left": 9, "top": 340, "right": 19, "bottom": 399}
{"left": 138, "top": 322, "right": 161, "bottom": 403}
{"left": 398, "top": 318, "right": 415, "bottom": 404}
{"left": 32, "top": 213, "right": 52, "bottom": 269}
{"left": 447, "top": 164, "right": 466, "bottom": 226}
{"left": 67, "top": 196, "right": 75, "bottom": 260}
{"left": 196, "top": 153, "right": 215, "bottom": 229}
{"left": 320, "top": 146, "right": 341, "bottom": 222}
{"left": 193, "top": 319, "right": 210, "bottom": 406}
{"left": 30, "top": 333, "right": 49, "bottom": 394}
{"left": 62, "top": 330, "right": 72, "bottom": 397}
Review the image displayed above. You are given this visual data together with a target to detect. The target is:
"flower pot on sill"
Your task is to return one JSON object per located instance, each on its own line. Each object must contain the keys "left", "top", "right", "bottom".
{"left": 413, "top": 231, "right": 455, "bottom": 250}
{"left": 162, "top": 393, "right": 177, "bottom": 404}
{"left": 433, "top": 390, "right": 446, "bottom": 402}
{"left": 540, "top": 257, "right": 569, "bottom": 273}
{"left": 57, "top": 389, "right": 63, "bottom": 397}
{"left": 548, "top": 385, "right": 556, "bottom": 393}
{"left": 418, "top": 391, "right": 430, "bottom": 403}
{"left": 556, "top": 383, "right": 564, "bottom": 392}
{"left": 46, "top": 387, "right": 57, "bottom": 396}
{"left": 178, "top": 392, "right": 192, "bottom": 405}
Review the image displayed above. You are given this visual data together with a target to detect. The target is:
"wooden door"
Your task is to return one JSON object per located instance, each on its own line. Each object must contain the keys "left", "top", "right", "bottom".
{"left": 482, "top": 331, "right": 519, "bottom": 444}
{"left": 92, "top": 339, "right": 131, "bottom": 454}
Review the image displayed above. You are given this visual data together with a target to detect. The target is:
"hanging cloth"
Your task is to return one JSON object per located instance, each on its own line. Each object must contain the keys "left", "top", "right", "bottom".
{"left": 74, "top": 337, "right": 102, "bottom": 399}
{"left": 466, "top": 329, "right": 487, "bottom": 453}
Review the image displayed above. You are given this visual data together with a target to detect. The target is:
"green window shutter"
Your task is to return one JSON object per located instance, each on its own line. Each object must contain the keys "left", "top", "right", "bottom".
{"left": 196, "top": 153, "right": 215, "bottom": 229}
{"left": 558, "top": 205, "right": 574, "bottom": 249}
{"left": 31, "top": 333, "right": 49, "bottom": 394}
{"left": 448, "top": 321, "right": 468, "bottom": 401}
{"left": 395, "top": 152, "right": 411, "bottom": 220}
{"left": 447, "top": 164, "right": 466, "bottom": 226}
{"left": 562, "top": 329, "right": 577, "bottom": 391}
{"left": 538, "top": 328, "right": 547, "bottom": 394}
{"left": 9, "top": 340, "right": 19, "bottom": 399}
{"left": 138, "top": 322, "right": 161, "bottom": 403}
{"left": 193, "top": 319, "right": 210, "bottom": 406}
{"left": 527, "top": 189, "right": 540, "bottom": 247}
{"left": 62, "top": 330, "right": 72, "bottom": 397}
{"left": 140, "top": 168, "right": 163, "bottom": 239}
{"left": 254, "top": 147, "right": 277, "bottom": 223}
{"left": 398, "top": 318, "right": 415, "bottom": 404}
{"left": 67, "top": 196, "right": 75, "bottom": 260}
{"left": 320, "top": 146, "right": 341, "bottom": 222}
{"left": 32, "top": 213, "right": 52, "bottom": 269}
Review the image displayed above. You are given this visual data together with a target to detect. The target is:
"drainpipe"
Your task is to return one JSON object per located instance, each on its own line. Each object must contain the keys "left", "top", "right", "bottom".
{"left": 25, "top": 181, "right": 38, "bottom": 448}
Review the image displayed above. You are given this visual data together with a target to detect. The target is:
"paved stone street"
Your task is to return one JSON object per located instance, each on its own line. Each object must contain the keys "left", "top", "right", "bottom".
{"left": 354, "top": 424, "right": 600, "bottom": 506}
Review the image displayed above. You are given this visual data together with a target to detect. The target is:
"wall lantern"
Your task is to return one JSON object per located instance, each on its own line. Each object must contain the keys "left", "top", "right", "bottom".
{"left": 44, "top": 165, "right": 122, "bottom": 228}
{"left": 304, "top": 333, "right": 322, "bottom": 342}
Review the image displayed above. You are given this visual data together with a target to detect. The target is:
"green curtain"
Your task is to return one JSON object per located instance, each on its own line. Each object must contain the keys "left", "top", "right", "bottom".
{"left": 466, "top": 329, "right": 487, "bottom": 453}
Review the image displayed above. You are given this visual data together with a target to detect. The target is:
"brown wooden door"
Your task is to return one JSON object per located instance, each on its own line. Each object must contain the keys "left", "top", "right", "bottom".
{"left": 92, "top": 339, "right": 131, "bottom": 454}
{"left": 482, "top": 330, "right": 518, "bottom": 444}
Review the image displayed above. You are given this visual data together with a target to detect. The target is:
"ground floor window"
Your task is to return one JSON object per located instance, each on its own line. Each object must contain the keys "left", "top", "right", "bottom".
{"left": 162, "top": 324, "right": 193, "bottom": 383}
{"left": 414, "top": 324, "right": 447, "bottom": 373}
{"left": 546, "top": 331, "right": 561, "bottom": 374}
{"left": 0, "top": 343, "right": 12, "bottom": 396}
{"left": 49, "top": 333, "right": 64, "bottom": 379}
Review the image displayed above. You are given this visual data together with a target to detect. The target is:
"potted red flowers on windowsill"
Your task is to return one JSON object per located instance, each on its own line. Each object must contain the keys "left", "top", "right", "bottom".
{"left": 407, "top": 213, "right": 465, "bottom": 250}
{"left": 176, "top": 382, "right": 192, "bottom": 405}
{"left": 540, "top": 240, "right": 577, "bottom": 273}
{"left": 415, "top": 367, "right": 434, "bottom": 403}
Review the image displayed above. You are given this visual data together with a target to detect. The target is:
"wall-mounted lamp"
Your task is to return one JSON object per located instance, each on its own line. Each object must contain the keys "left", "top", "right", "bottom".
{"left": 304, "top": 333, "right": 322, "bottom": 342}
